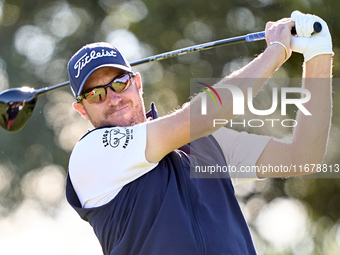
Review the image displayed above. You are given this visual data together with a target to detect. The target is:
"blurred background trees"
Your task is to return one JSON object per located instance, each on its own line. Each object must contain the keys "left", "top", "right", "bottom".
{"left": 0, "top": 0, "right": 339, "bottom": 254}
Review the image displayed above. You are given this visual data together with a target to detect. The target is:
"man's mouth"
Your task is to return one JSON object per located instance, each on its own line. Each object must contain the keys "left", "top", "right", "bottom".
{"left": 105, "top": 105, "right": 129, "bottom": 117}
{"left": 115, "top": 105, "right": 128, "bottom": 113}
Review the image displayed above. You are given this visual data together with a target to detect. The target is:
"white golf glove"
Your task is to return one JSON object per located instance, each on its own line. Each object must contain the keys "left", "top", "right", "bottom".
{"left": 290, "top": 10, "right": 333, "bottom": 62}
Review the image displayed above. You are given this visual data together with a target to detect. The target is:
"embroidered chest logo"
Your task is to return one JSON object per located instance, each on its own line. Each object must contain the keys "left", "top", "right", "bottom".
{"left": 102, "top": 128, "right": 133, "bottom": 149}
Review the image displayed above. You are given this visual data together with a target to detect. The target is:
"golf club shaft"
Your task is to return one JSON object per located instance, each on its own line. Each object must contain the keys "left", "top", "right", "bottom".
{"left": 132, "top": 22, "right": 321, "bottom": 66}
{"left": 39, "top": 31, "right": 266, "bottom": 93}
{"left": 129, "top": 31, "right": 266, "bottom": 66}
{"left": 35, "top": 81, "right": 71, "bottom": 95}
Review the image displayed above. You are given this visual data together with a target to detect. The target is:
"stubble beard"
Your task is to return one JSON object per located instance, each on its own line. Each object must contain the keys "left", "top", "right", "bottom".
{"left": 86, "top": 95, "right": 147, "bottom": 128}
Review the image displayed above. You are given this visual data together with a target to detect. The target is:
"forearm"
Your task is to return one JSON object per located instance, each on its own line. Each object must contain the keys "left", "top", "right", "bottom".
{"left": 256, "top": 55, "right": 333, "bottom": 178}
{"left": 292, "top": 55, "right": 332, "bottom": 165}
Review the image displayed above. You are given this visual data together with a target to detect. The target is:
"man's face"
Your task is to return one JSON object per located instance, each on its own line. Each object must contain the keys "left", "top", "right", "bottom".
{"left": 73, "top": 67, "right": 147, "bottom": 128}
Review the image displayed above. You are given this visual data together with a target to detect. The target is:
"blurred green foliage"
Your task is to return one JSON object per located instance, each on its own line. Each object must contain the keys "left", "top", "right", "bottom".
{"left": 0, "top": 0, "right": 340, "bottom": 254}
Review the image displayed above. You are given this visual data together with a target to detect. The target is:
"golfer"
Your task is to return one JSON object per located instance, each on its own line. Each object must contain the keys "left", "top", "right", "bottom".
{"left": 66, "top": 11, "right": 333, "bottom": 255}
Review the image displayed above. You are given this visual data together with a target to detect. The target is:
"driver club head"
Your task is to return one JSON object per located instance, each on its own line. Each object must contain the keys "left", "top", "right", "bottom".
{"left": 0, "top": 87, "right": 38, "bottom": 132}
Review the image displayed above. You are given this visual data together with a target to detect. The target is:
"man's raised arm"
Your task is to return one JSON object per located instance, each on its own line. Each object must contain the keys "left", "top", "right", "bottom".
{"left": 257, "top": 11, "right": 333, "bottom": 177}
{"left": 145, "top": 18, "right": 294, "bottom": 163}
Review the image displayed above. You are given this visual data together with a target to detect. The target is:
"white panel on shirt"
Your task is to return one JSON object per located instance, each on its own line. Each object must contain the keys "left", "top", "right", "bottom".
{"left": 212, "top": 127, "right": 272, "bottom": 185}
{"left": 68, "top": 123, "right": 158, "bottom": 208}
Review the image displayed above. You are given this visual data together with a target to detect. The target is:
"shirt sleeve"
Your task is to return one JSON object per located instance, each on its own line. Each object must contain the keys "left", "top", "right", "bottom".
{"left": 68, "top": 123, "right": 158, "bottom": 208}
{"left": 211, "top": 127, "right": 272, "bottom": 185}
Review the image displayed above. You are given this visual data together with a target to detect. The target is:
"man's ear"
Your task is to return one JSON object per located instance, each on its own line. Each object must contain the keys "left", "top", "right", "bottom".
{"left": 73, "top": 102, "right": 89, "bottom": 120}
{"left": 134, "top": 72, "right": 142, "bottom": 90}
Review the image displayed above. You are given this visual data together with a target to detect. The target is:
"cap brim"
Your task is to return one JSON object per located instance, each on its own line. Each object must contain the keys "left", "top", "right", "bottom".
{"left": 76, "top": 63, "right": 132, "bottom": 98}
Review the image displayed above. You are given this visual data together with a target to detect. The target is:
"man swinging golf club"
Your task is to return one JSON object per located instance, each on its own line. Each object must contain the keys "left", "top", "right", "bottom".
{"left": 66, "top": 11, "right": 333, "bottom": 255}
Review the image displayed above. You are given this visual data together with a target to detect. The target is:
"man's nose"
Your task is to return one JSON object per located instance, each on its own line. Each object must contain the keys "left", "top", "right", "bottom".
{"left": 106, "top": 86, "right": 122, "bottom": 105}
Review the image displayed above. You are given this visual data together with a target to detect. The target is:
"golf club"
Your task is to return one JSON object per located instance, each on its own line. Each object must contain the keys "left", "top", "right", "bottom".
{"left": 0, "top": 23, "right": 322, "bottom": 132}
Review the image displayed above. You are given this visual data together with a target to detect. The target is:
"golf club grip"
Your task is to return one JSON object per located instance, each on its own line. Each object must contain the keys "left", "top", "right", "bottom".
{"left": 246, "top": 21, "right": 322, "bottom": 42}
{"left": 291, "top": 21, "right": 322, "bottom": 35}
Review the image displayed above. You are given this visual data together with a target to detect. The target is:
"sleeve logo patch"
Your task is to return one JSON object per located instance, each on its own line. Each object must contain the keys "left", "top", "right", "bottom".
{"left": 102, "top": 128, "right": 133, "bottom": 149}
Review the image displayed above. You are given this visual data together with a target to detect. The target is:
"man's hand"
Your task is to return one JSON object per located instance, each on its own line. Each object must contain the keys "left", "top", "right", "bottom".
{"left": 291, "top": 10, "right": 334, "bottom": 61}
{"left": 265, "top": 18, "right": 295, "bottom": 66}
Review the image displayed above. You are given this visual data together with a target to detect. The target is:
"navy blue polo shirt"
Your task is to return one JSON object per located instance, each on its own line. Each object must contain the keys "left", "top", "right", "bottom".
{"left": 66, "top": 104, "right": 257, "bottom": 255}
